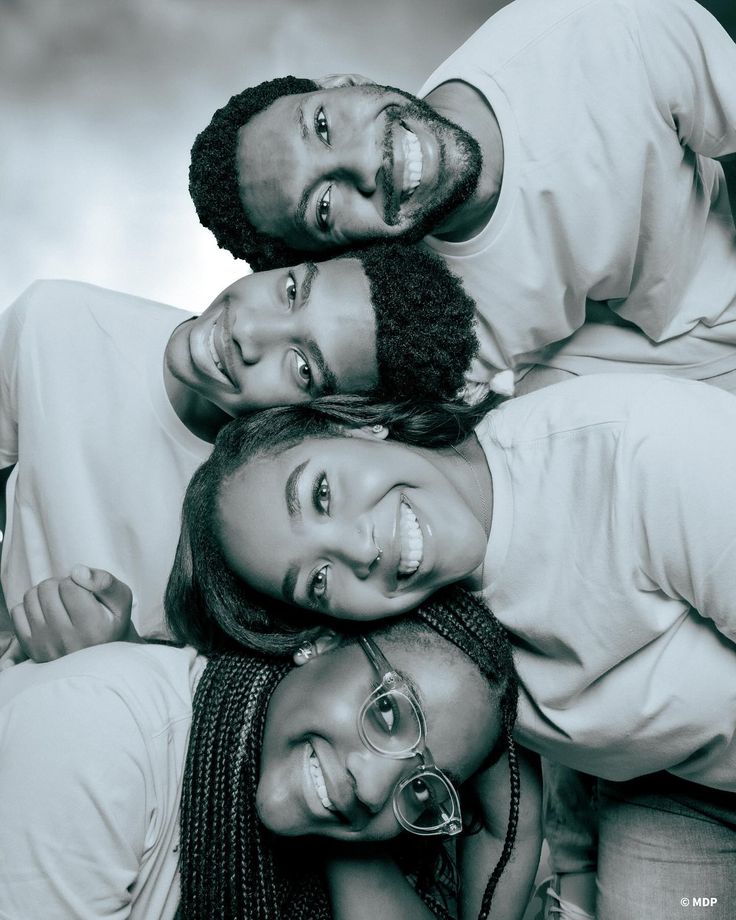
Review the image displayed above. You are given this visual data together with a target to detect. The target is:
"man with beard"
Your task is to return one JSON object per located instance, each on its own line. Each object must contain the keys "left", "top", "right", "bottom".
{"left": 191, "top": 0, "right": 736, "bottom": 398}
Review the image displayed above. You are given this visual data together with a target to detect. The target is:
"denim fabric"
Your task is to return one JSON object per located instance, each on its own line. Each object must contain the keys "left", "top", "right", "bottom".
{"left": 597, "top": 773, "right": 736, "bottom": 920}
{"left": 543, "top": 761, "right": 599, "bottom": 874}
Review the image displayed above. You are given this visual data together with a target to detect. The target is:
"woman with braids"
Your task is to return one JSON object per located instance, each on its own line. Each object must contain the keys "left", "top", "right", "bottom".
{"left": 166, "top": 371, "right": 736, "bottom": 916}
{"left": 0, "top": 587, "right": 542, "bottom": 919}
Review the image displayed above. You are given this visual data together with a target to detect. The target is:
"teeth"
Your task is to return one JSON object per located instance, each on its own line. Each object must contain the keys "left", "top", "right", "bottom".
{"left": 399, "top": 126, "right": 423, "bottom": 200}
{"left": 398, "top": 499, "right": 423, "bottom": 577}
{"left": 207, "top": 323, "right": 225, "bottom": 373}
{"left": 308, "top": 746, "right": 336, "bottom": 812}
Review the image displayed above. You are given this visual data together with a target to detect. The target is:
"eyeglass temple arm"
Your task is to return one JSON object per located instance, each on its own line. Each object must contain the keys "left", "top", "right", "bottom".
{"left": 358, "top": 636, "right": 397, "bottom": 684}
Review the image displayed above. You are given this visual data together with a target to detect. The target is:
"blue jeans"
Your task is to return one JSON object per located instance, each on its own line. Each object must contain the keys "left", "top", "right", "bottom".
{"left": 543, "top": 761, "right": 599, "bottom": 874}
{"left": 596, "top": 773, "right": 736, "bottom": 920}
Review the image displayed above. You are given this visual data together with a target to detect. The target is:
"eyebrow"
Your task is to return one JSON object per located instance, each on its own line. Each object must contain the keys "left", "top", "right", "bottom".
{"left": 281, "top": 459, "right": 309, "bottom": 605}
{"left": 294, "top": 184, "right": 312, "bottom": 238}
{"left": 301, "top": 261, "right": 318, "bottom": 302}
{"left": 306, "top": 339, "right": 338, "bottom": 396}
{"left": 299, "top": 262, "right": 339, "bottom": 396}
{"left": 293, "top": 104, "right": 327, "bottom": 242}
{"left": 284, "top": 459, "right": 309, "bottom": 523}
{"left": 297, "top": 102, "right": 309, "bottom": 141}
{"left": 282, "top": 563, "right": 300, "bottom": 606}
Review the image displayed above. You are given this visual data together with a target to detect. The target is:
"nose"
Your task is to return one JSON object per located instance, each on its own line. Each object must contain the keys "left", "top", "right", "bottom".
{"left": 334, "top": 516, "right": 381, "bottom": 578}
{"left": 345, "top": 748, "right": 407, "bottom": 815}
{"left": 230, "top": 308, "right": 289, "bottom": 366}
{"left": 338, "top": 123, "right": 383, "bottom": 196}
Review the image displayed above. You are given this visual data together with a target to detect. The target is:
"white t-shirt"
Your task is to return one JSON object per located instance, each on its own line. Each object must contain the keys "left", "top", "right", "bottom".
{"left": 0, "top": 281, "right": 212, "bottom": 637}
{"left": 0, "top": 642, "right": 205, "bottom": 920}
{"left": 419, "top": 0, "right": 736, "bottom": 388}
{"left": 475, "top": 374, "right": 736, "bottom": 790}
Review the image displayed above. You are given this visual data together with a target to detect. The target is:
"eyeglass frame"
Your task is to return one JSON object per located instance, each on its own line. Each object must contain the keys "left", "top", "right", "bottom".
{"left": 356, "top": 635, "right": 463, "bottom": 837}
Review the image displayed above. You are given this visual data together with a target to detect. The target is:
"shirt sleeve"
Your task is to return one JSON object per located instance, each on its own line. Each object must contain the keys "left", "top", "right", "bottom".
{"left": 0, "top": 291, "right": 25, "bottom": 469}
{"left": 0, "top": 675, "right": 151, "bottom": 919}
{"left": 633, "top": 0, "right": 736, "bottom": 158}
{"left": 631, "top": 379, "right": 736, "bottom": 643}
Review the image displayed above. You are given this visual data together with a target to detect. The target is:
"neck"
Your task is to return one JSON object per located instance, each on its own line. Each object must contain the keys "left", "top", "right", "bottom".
{"left": 431, "top": 433, "right": 494, "bottom": 538}
{"left": 425, "top": 79, "right": 504, "bottom": 242}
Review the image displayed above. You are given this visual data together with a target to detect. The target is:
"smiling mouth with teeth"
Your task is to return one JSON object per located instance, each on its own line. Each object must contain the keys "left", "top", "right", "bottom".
{"left": 308, "top": 743, "right": 336, "bottom": 812}
{"left": 398, "top": 124, "right": 423, "bottom": 203}
{"left": 207, "top": 322, "right": 226, "bottom": 375}
{"left": 398, "top": 497, "right": 424, "bottom": 578}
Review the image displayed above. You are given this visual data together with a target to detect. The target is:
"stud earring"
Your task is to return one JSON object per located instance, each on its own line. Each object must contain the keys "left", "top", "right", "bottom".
{"left": 372, "top": 424, "right": 384, "bottom": 434}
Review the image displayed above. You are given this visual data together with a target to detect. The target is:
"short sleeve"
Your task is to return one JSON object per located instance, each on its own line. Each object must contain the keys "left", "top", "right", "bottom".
{"left": 0, "top": 290, "right": 26, "bottom": 469}
{"left": 631, "top": 380, "right": 736, "bottom": 643}
{"left": 0, "top": 675, "right": 150, "bottom": 919}
{"left": 633, "top": 0, "right": 736, "bottom": 158}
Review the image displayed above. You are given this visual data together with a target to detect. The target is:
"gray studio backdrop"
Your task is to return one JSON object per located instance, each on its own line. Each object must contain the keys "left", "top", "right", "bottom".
{"left": 0, "top": 0, "right": 506, "bottom": 313}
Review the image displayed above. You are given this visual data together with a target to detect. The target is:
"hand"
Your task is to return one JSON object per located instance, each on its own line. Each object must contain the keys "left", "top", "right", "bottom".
{"left": 315, "top": 73, "right": 376, "bottom": 89}
{"left": 10, "top": 566, "right": 135, "bottom": 662}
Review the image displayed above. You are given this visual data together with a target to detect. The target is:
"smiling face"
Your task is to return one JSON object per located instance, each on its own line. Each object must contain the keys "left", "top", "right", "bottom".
{"left": 217, "top": 434, "right": 488, "bottom": 620}
{"left": 257, "top": 632, "right": 497, "bottom": 840}
{"left": 237, "top": 84, "right": 481, "bottom": 252}
{"left": 164, "top": 258, "right": 377, "bottom": 419}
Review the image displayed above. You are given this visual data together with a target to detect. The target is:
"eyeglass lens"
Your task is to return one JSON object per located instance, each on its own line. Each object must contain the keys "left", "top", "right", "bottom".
{"left": 360, "top": 688, "right": 423, "bottom": 755}
{"left": 395, "top": 770, "right": 460, "bottom": 832}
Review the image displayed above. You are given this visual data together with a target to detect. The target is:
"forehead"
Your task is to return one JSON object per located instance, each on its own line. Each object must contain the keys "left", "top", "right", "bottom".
{"left": 236, "top": 93, "right": 304, "bottom": 235}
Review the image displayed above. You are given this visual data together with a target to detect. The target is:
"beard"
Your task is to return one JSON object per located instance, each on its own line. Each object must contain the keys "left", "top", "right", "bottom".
{"left": 377, "top": 86, "right": 484, "bottom": 243}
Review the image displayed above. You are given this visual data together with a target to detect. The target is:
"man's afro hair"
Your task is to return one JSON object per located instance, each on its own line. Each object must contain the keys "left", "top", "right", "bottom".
{"left": 189, "top": 76, "right": 318, "bottom": 271}
{"left": 353, "top": 243, "right": 479, "bottom": 401}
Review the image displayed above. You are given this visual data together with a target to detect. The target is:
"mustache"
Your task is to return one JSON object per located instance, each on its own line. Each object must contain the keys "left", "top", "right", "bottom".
{"left": 381, "top": 109, "right": 400, "bottom": 226}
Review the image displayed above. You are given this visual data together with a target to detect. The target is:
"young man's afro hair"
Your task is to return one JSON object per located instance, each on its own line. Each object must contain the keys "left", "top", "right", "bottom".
{"left": 189, "top": 76, "right": 318, "bottom": 272}
{"left": 352, "top": 243, "right": 478, "bottom": 402}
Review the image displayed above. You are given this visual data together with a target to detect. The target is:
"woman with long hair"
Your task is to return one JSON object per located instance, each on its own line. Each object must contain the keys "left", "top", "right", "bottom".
{"left": 166, "top": 372, "right": 736, "bottom": 917}
{"left": 0, "top": 587, "right": 541, "bottom": 920}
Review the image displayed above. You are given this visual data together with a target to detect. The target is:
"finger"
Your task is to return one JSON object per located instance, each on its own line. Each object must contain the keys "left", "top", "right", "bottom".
{"left": 10, "top": 600, "right": 36, "bottom": 661}
{"left": 70, "top": 566, "right": 133, "bottom": 621}
{"left": 22, "top": 580, "right": 73, "bottom": 661}
{"left": 58, "top": 578, "right": 122, "bottom": 645}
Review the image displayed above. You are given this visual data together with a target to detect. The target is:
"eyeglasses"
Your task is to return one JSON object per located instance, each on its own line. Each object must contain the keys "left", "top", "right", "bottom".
{"left": 356, "top": 636, "right": 463, "bottom": 837}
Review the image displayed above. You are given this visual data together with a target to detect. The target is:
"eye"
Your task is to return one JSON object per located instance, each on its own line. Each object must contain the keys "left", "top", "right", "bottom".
{"left": 293, "top": 352, "right": 312, "bottom": 389}
{"left": 313, "top": 473, "right": 331, "bottom": 514}
{"left": 371, "top": 694, "right": 399, "bottom": 734}
{"left": 314, "top": 105, "right": 330, "bottom": 146}
{"left": 316, "top": 185, "right": 332, "bottom": 232}
{"left": 285, "top": 273, "right": 297, "bottom": 308}
{"left": 308, "top": 564, "right": 329, "bottom": 604}
{"left": 407, "top": 777, "right": 432, "bottom": 806}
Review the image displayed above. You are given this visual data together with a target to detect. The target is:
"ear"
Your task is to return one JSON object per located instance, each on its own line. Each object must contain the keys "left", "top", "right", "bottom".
{"left": 315, "top": 72, "right": 377, "bottom": 90}
{"left": 348, "top": 424, "right": 390, "bottom": 442}
{"left": 292, "top": 629, "right": 342, "bottom": 666}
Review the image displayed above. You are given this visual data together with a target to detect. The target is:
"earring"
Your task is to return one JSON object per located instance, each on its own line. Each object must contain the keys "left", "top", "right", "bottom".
{"left": 297, "top": 640, "right": 316, "bottom": 661}
{"left": 372, "top": 424, "right": 384, "bottom": 434}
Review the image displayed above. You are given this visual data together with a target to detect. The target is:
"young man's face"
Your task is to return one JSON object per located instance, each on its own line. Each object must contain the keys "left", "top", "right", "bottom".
{"left": 165, "top": 258, "right": 378, "bottom": 415}
{"left": 237, "top": 85, "right": 481, "bottom": 252}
